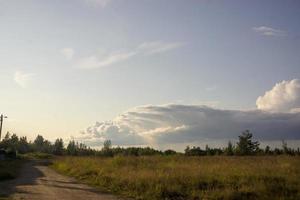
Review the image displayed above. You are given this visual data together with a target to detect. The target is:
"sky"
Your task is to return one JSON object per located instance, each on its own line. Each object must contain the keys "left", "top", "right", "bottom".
{"left": 0, "top": 0, "right": 300, "bottom": 150}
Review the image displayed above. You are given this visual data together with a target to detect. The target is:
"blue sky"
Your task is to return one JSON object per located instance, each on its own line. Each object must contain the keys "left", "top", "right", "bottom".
{"left": 0, "top": 0, "right": 299, "bottom": 148}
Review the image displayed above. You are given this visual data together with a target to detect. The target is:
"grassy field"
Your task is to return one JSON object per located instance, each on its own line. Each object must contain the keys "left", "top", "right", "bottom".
{"left": 52, "top": 156, "right": 300, "bottom": 200}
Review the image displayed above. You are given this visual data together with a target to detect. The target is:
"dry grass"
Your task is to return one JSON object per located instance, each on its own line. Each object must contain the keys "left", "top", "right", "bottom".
{"left": 52, "top": 156, "right": 300, "bottom": 200}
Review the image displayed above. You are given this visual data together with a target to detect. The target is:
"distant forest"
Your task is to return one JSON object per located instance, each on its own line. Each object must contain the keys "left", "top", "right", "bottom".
{"left": 0, "top": 130, "right": 299, "bottom": 157}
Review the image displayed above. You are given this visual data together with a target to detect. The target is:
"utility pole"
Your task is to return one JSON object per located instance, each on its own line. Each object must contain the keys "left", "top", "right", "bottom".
{"left": 0, "top": 114, "right": 7, "bottom": 141}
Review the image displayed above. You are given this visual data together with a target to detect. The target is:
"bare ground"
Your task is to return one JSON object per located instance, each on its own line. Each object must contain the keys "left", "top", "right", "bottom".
{"left": 0, "top": 160, "right": 123, "bottom": 200}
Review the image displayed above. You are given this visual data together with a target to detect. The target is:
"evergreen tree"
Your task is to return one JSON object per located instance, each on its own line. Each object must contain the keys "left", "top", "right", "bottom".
{"left": 236, "top": 130, "right": 260, "bottom": 155}
{"left": 53, "top": 138, "right": 64, "bottom": 155}
{"left": 225, "top": 141, "right": 234, "bottom": 155}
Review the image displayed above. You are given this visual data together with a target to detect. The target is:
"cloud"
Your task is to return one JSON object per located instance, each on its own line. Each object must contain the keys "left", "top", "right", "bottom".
{"left": 60, "top": 48, "right": 74, "bottom": 60}
{"left": 253, "top": 26, "right": 286, "bottom": 36}
{"left": 77, "top": 104, "right": 300, "bottom": 147}
{"left": 256, "top": 79, "right": 300, "bottom": 113}
{"left": 138, "top": 41, "right": 184, "bottom": 55}
{"left": 75, "top": 79, "right": 300, "bottom": 148}
{"left": 205, "top": 86, "right": 217, "bottom": 92}
{"left": 77, "top": 51, "right": 137, "bottom": 69}
{"left": 14, "top": 71, "right": 35, "bottom": 88}
{"left": 84, "top": 0, "right": 111, "bottom": 8}
{"left": 76, "top": 41, "right": 183, "bottom": 69}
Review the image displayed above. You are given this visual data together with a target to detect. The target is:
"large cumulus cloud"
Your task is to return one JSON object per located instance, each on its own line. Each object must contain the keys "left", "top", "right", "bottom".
{"left": 77, "top": 105, "right": 300, "bottom": 147}
{"left": 256, "top": 79, "right": 300, "bottom": 112}
{"left": 76, "top": 79, "right": 300, "bottom": 147}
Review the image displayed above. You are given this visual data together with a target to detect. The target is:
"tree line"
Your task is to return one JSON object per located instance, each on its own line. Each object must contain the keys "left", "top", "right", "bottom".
{"left": 185, "top": 130, "right": 300, "bottom": 156}
{"left": 0, "top": 130, "right": 299, "bottom": 157}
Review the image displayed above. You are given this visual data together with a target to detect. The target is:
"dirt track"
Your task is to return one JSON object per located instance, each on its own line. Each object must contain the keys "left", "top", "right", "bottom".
{"left": 0, "top": 160, "right": 122, "bottom": 200}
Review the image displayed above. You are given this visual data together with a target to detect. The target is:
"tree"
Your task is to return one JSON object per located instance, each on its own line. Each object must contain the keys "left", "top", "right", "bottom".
{"left": 67, "top": 140, "right": 77, "bottom": 155}
{"left": 103, "top": 140, "right": 112, "bottom": 150}
{"left": 184, "top": 146, "right": 190, "bottom": 155}
{"left": 102, "top": 140, "right": 113, "bottom": 156}
{"left": 282, "top": 140, "right": 294, "bottom": 155}
{"left": 265, "top": 145, "right": 271, "bottom": 155}
{"left": 34, "top": 135, "right": 45, "bottom": 152}
{"left": 236, "top": 130, "right": 260, "bottom": 155}
{"left": 164, "top": 149, "right": 177, "bottom": 155}
{"left": 18, "top": 136, "right": 30, "bottom": 153}
{"left": 0, "top": 133, "right": 19, "bottom": 152}
{"left": 53, "top": 138, "right": 64, "bottom": 155}
{"left": 225, "top": 141, "right": 234, "bottom": 155}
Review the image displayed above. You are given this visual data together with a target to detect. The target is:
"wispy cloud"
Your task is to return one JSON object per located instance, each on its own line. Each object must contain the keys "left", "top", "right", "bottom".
{"left": 76, "top": 41, "right": 184, "bottom": 69}
{"left": 253, "top": 26, "right": 286, "bottom": 36}
{"left": 138, "top": 41, "right": 184, "bottom": 55}
{"left": 60, "top": 48, "right": 74, "bottom": 60}
{"left": 14, "top": 71, "right": 35, "bottom": 88}
{"left": 205, "top": 86, "right": 217, "bottom": 92}
{"left": 84, "top": 0, "right": 111, "bottom": 8}
{"left": 77, "top": 51, "right": 137, "bottom": 69}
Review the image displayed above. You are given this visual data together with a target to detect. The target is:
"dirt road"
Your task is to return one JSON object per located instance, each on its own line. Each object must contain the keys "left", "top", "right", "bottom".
{"left": 0, "top": 160, "right": 123, "bottom": 200}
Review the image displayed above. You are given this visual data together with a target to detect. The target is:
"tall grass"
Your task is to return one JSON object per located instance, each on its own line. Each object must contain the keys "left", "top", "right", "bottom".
{"left": 52, "top": 156, "right": 300, "bottom": 200}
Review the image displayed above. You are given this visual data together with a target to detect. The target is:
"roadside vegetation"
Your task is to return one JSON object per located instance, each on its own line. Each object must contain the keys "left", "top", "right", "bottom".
{"left": 1, "top": 130, "right": 300, "bottom": 199}
{"left": 53, "top": 156, "right": 300, "bottom": 200}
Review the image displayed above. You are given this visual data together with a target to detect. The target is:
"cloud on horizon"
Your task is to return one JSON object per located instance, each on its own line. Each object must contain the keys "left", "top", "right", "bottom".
{"left": 75, "top": 79, "right": 300, "bottom": 148}
{"left": 253, "top": 26, "right": 286, "bottom": 36}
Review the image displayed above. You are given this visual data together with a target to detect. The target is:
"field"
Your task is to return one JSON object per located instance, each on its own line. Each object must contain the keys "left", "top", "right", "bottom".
{"left": 52, "top": 156, "right": 300, "bottom": 200}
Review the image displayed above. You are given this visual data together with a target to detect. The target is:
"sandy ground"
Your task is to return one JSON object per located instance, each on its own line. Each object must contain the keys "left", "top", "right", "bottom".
{"left": 0, "top": 160, "right": 123, "bottom": 200}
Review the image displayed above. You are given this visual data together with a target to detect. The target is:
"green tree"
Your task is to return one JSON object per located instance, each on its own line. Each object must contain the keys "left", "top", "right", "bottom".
{"left": 164, "top": 149, "right": 177, "bottom": 155}
{"left": 225, "top": 141, "right": 234, "bottom": 155}
{"left": 18, "top": 136, "right": 30, "bottom": 153}
{"left": 34, "top": 135, "right": 45, "bottom": 152}
{"left": 265, "top": 145, "right": 271, "bottom": 155}
{"left": 102, "top": 140, "right": 113, "bottom": 156}
{"left": 236, "top": 130, "right": 260, "bottom": 155}
{"left": 53, "top": 138, "right": 64, "bottom": 155}
{"left": 67, "top": 140, "right": 77, "bottom": 155}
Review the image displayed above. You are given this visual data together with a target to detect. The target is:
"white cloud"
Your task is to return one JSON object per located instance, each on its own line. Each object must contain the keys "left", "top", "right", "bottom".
{"left": 14, "top": 71, "right": 35, "bottom": 88}
{"left": 60, "top": 48, "right": 74, "bottom": 60}
{"left": 205, "top": 86, "right": 217, "bottom": 92}
{"left": 77, "top": 104, "right": 300, "bottom": 148}
{"left": 84, "top": 0, "right": 111, "bottom": 8}
{"left": 138, "top": 41, "right": 184, "bottom": 55}
{"left": 77, "top": 51, "right": 136, "bottom": 69}
{"left": 75, "top": 79, "right": 300, "bottom": 148}
{"left": 256, "top": 79, "right": 300, "bottom": 112}
{"left": 76, "top": 41, "right": 183, "bottom": 69}
{"left": 253, "top": 26, "right": 286, "bottom": 36}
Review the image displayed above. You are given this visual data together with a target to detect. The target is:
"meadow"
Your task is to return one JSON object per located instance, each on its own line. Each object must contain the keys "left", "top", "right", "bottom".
{"left": 52, "top": 155, "right": 300, "bottom": 200}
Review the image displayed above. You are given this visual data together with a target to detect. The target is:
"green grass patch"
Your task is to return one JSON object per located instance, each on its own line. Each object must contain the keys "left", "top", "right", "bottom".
{"left": 52, "top": 156, "right": 300, "bottom": 200}
{"left": 20, "top": 152, "right": 53, "bottom": 160}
